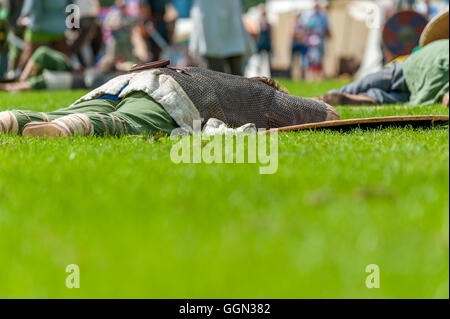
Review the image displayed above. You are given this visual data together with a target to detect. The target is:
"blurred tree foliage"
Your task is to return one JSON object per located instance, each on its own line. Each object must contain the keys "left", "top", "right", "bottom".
{"left": 99, "top": 0, "right": 115, "bottom": 7}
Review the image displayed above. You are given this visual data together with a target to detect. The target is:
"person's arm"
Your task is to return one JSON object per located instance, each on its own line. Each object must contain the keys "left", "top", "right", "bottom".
{"left": 93, "top": 0, "right": 100, "bottom": 16}
{"left": 20, "top": 0, "right": 33, "bottom": 16}
{"left": 17, "top": 0, "right": 32, "bottom": 26}
{"left": 18, "top": 0, "right": 41, "bottom": 27}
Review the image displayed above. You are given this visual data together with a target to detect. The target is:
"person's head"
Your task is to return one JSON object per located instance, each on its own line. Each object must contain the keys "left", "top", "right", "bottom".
{"left": 115, "top": 0, "right": 126, "bottom": 10}
{"left": 314, "top": 0, "right": 321, "bottom": 12}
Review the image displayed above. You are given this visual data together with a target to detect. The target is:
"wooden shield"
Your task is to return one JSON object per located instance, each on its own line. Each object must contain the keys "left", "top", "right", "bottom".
{"left": 382, "top": 11, "right": 428, "bottom": 58}
{"left": 263, "top": 115, "right": 449, "bottom": 133}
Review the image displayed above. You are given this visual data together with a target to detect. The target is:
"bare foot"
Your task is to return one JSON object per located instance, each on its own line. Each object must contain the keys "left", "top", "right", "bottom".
{"left": 0, "top": 81, "right": 32, "bottom": 92}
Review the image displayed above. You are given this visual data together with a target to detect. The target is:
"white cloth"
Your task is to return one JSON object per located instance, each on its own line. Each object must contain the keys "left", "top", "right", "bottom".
{"left": 189, "top": 0, "right": 249, "bottom": 58}
{"left": 245, "top": 51, "right": 272, "bottom": 78}
{"left": 171, "top": 118, "right": 256, "bottom": 137}
{"left": 43, "top": 70, "right": 74, "bottom": 90}
{"left": 202, "top": 118, "right": 256, "bottom": 136}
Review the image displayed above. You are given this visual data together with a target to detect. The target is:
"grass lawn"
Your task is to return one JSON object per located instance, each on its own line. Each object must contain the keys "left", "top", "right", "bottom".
{"left": 0, "top": 80, "right": 448, "bottom": 298}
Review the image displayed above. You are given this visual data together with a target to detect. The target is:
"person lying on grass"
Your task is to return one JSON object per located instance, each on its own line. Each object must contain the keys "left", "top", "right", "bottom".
{"left": 0, "top": 61, "right": 340, "bottom": 138}
{"left": 322, "top": 38, "right": 449, "bottom": 107}
{"left": 322, "top": 10, "right": 449, "bottom": 108}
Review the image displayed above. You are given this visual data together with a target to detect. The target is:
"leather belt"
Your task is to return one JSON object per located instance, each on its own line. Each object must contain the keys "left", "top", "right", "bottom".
{"left": 130, "top": 59, "right": 191, "bottom": 76}
{"left": 130, "top": 59, "right": 171, "bottom": 72}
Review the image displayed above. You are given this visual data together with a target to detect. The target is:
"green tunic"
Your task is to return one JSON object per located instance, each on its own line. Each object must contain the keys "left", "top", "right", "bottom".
{"left": 403, "top": 39, "right": 449, "bottom": 106}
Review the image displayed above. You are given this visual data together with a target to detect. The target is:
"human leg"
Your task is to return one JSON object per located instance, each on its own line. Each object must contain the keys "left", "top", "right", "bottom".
{"left": 19, "top": 30, "right": 68, "bottom": 70}
{"left": 18, "top": 41, "right": 40, "bottom": 70}
{"left": 22, "top": 92, "right": 178, "bottom": 137}
{"left": 339, "top": 64, "right": 401, "bottom": 95}
{"left": 205, "top": 57, "right": 226, "bottom": 73}
{"left": 19, "top": 46, "right": 71, "bottom": 82}
{"left": 1, "top": 98, "right": 119, "bottom": 135}
{"left": 324, "top": 63, "right": 410, "bottom": 105}
{"left": 70, "top": 17, "right": 98, "bottom": 59}
{"left": 323, "top": 89, "right": 410, "bottom": 106}
{"left": 24, "top": 98, "right": 120, "bottom": 136}
{"left": 0, "top": 51, "right": 7, "bottom": 80}
{"left": 110, "top": 92, "right": 178, "bottom": 135}
{"left": 362, "top": 88, "right": 410, "bottom": 104}
{"left": 322, "top": 91, "right": 377, "bottom": 106}
{"left": 227, "top": 55, "right": 244, "bottom": 76}
{"left": 300, "top": 46, "right": 309, "bottom": 79}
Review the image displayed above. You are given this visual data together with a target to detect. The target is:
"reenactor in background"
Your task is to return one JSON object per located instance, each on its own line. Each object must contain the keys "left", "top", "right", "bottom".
{"left": 138, "top": 0, "right": 171, "bottom": 61}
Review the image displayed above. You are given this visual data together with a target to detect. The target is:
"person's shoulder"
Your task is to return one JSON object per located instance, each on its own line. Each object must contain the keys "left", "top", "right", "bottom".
{"left": 405, "top": 39, "right": 449, "bottom": 66}
{"left": 424, "top": 39, "right": 449, "bottom": 52}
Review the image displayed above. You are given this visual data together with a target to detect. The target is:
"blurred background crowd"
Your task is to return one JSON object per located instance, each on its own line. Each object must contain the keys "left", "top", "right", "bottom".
{"left": 0, "top": 0, "right": 448, "bottom": 90}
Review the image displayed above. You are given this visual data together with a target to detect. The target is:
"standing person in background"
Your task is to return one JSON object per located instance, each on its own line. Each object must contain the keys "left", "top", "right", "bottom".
{"left": 416, "top": 0, "right": 441, "bottom": 20}
{"left": 101, "top": 0, "right": 141, "bottom": 71}
{"left": 190, "top": 0, "right": 249, "bottom": 76}
{"left": 247, "top": 6, "right": 272, "bottom": 78}
{"left": 70, "top": 0, "right": 101, "bottom": 67}
{"left": 138, "top": 0, "right": 170, "bottom": 61}
{"left": 17, "top": 0, "right": 71, "bottom": 71}
{"left": 0, "top": 0, "right": 8, "bottom": 79}
{"left": 257, "top": 9, "right": 272, "bottom": 56}
{"left": 394, "top": 0, "right": 416, "bottom": 11}
{"left": 290, "top": 13, "right": 308, "bottom": 79}
{"left": 3, "top": 0, "right": 24, "bottom": 77}
{"left": 303, "top": 0, "right": 330, "bottom": 80}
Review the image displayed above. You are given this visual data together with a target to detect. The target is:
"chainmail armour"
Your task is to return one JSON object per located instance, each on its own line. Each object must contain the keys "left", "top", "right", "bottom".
{"left": 159, "top": 67, "right": 328, "bottom": 129}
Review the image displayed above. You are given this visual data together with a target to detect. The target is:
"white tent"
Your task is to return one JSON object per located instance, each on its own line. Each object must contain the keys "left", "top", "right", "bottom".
{"left": 260, "top": 0, "right": 391, "bottom": 77}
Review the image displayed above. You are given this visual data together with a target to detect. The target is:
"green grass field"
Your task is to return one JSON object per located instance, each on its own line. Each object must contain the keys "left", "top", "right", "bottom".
{"left": 0, "top": 80, "right": 448, "bottom": 298}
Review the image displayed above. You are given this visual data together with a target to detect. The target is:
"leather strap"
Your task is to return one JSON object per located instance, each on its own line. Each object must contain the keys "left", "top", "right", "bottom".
{"left": 130, "top": 59, "right": 171, "bottom": 72}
